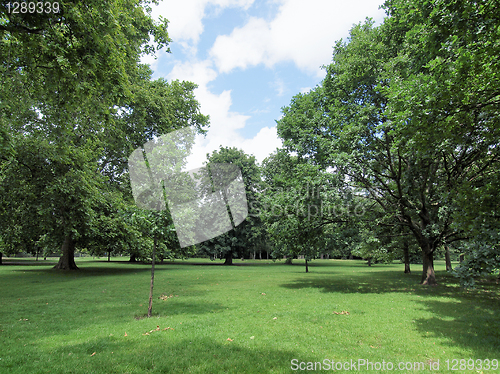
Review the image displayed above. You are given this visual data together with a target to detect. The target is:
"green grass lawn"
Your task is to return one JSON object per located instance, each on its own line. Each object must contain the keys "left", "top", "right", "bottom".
{"left": 0, "top": 258, "right": 499, "bottom": 373}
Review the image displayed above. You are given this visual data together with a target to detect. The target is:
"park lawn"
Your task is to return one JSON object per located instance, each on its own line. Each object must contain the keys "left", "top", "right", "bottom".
{"left": 0, "top": 258, "right": 499, "bottom": 373}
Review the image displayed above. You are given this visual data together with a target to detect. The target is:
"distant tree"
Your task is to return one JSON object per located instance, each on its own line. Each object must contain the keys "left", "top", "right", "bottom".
{"left": 198, "top": 147, "right": 263, "bottom": 265}
{"left": 260, "top": 149, "right": 356, "bottom": 272}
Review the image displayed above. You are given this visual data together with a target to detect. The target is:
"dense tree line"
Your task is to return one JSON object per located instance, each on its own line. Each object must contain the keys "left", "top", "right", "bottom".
{"left": 1, "top": 0, "right": 498, "bottom": 287}
{"left": 267, "top": 0, "right": 499, "bottom": 285}
{"left": 0, "top": 0, "right": 208, "bottom": 268}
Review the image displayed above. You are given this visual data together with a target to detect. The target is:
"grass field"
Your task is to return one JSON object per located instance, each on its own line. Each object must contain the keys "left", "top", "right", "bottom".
{"left": 0, "top": 258, "right": 499, "bottom": 373}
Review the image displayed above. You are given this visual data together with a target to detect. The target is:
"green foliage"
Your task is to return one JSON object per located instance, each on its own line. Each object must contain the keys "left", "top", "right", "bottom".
{"left": 260, "top": 149, "right": 358, "bottom": 269}
{"left": 198, "top": 147, "right": 264, "bottom": 263}
{"left": 276, "top": 3, "right": 500, "bottom": 283}
{"left": 0, "top": 0, "right": 209, "bottom": 267}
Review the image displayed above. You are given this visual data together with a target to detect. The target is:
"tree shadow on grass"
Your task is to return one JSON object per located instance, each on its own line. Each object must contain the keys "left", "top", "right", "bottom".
{"left": 1, "top": 258, "right": 59, "bottom": 266}
{"left": 280, "top": 269, "right": 500, "bottom": 359}
{"left": 413, "top": 298, "right": 500, "bottom": 359}
{"left": 7, "top": 264, "right": 186, "bottom": 278}
{"left": 161, "top": 260, "right": 283, "bottom": 267}
{"left": 27, "top": 336, "right": 313, "bottom": 374}
{"left": 279, "top": 268, "right": 478, "bottom": 296}
{"left": 281, "top": 270, "right": 416, "bottom": 293}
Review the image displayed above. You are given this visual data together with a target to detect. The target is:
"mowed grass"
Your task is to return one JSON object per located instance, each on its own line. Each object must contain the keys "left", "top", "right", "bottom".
{"left": 0, "top": 258, "right": 499, "bottom": 374}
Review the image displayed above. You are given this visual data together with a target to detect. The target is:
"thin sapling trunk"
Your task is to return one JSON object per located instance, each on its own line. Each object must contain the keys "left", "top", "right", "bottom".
{"left": 147, "top": 234, "right": 157, "bottom": 318}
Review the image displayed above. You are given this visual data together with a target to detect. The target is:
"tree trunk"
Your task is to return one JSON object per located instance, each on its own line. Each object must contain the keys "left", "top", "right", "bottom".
{"left": 259, "top": 251, "right": 262, "bottom": 260}
{"left": 367, "top": 258, "right": 372, "bottom": 267}
{"left": 147, "top": 235, "right": 157, "bottom": 318}
{"left": 459, "top": 253, "right": 465, "bottom": 263}
{"left": 224, "top": 252, "right": 233, "bottom": 265}
{"left": 107, "top": 251, "right": 111, "bottom": 262}
{"left": 445, "top": 245, "right": 452, "bottom": 271}
{"left": 285, "top": 257, "right": 293, "bottom": 265}
{"left": 53, "top": 234, "right": 78, "bottom": 270}
{"left": 129, "top": 253, "right": 138, "bottom": 262}
{"left": 0, "top": 251, "right": 2, "bottom": 265}
{"left": 421, "top": 250, "right": 437, "bottom": 285}
{"left": 305, "top": 258, "right": 309, "bottom": 273}
{"left": 403, "top": 240, "right": 411, "bottom": 274}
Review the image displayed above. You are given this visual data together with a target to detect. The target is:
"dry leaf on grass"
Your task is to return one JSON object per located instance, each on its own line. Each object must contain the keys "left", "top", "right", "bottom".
{"left": 159, "top": 294, "right": 179, "bottom": 300}
{"left": 143, "top": 326, "right": 173, "bottom": 335}
{"left": 90, "top": 352, "right": 96, "bottom": 357}
{"left": 333, "top": 311, "right": 350, "bottom": 315}
{"left": 227, "top": 338, "right": 233, "bottom": 342}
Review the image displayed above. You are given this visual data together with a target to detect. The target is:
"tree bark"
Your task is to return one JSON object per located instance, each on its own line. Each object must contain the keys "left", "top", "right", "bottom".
{"left": 53, "top": 234, "right": 78, "bottom": 270}
{"left": 223, "top": 251, "right": 233, "bottom": 265}
{"left": 129, "top": 253, "right": 138, "bottom": 262}
{"left": 108, "top": 251, "right": 111, "bottom": 262}
{"left": 421, "top": 250, "right": 437, "bottom": 285}
{"left": 403, "top": 240, "right": 411, "bottom": 274}
{"left": 0, "top": 251, "right": 2, "bottom": 265}
{"left": 445, "top": 245, "right": 452, "bottom": 271}
{"left": 459, "top": 254, "right": 464, "bottom": 263}
{"left": 285, "top": 257, "right": 293, "bottom": 265}
{"left": 367, "top": 258, "right": 372, "bottom": 267}
{"left": 147, "top": 235, "right": 157, "bottom": 318}
{"left": 305, "top": 258, "right": 309, "bottom": 273}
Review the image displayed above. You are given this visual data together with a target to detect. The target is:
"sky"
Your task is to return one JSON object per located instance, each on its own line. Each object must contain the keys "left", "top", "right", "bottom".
{"left": 142, "top": 0, "right": 387, "bottom": 169}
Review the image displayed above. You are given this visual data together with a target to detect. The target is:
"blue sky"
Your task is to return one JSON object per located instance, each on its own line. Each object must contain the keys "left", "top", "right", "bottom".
{"left": 143, "top": 0, "right": 386, "bottom": 169}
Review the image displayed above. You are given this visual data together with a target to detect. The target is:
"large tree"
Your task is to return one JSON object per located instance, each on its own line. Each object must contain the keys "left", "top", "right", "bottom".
{"left": 197, "top": 147, "right": 263, "bottom": 265}
{"left": 277, "top": 1, "right": 500, "bottom": 285}
{"left": 260, "top": 148, "right": 359, "bottom": 272}
{"left": 0, "top": 1, "right": 208, "bottom": 268}
{"left": 380, "top": 0, "right": 500, "bottom": 283}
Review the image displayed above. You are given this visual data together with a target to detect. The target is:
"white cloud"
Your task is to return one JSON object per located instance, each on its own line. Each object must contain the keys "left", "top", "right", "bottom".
{"left": 167, "top": 59, "right": 281, "bottom": 169}
{"left": 238, "top": 125, "right": 283, "bottom": 163}
{"left": 149, "top": 0, "right": 254, "bottom": 48}
{"left": 272, "top": 77, "right": 286, "bottom": 96}
{"left": 140, "top": 51, "right": 159, "bottom": 71}
{"left": 150, "top": 0, "right": 384, "bottom": 171}
{"left": 210, "top": 0, "right": 385, "bottom": 76}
